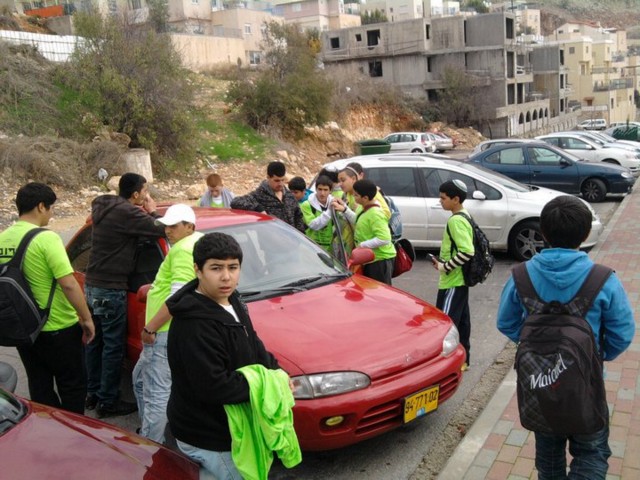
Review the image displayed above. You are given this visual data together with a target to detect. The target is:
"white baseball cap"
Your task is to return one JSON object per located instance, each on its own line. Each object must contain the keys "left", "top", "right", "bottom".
{"left": 155, "top": 204, "right": 196, "bottom": 226}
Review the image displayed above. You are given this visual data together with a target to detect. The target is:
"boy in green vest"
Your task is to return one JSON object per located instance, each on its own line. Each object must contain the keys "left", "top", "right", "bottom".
{"left": 300, "top": 175, "right": 334, "bottom": 253}
{"left": 332, "top": 179, "right": 396, "bottom": 284}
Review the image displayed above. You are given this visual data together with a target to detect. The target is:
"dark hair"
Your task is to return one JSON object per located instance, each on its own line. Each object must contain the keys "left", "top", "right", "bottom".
{"left": 540, "top": 195, "right": 592, "bottom": 248}
{"left": 119, "top": 173, "right": 147, "bottom": 199}
{"left": 346, "top": 162, "right": 363, "bottom": 175}
{"left": 317, "top": 167, "right": 338, "bottom": 184}
{"left": 315, "top": 175, "right": 334, "bottom": 189}
{"left": 193, "top": 232, "right": 243, "bottom": 269}
{"left": 288, "top": 176, "right": 306, "bottom": 191}
{"left": 16, "top": 182, "right": 57, "bottom": 216}
{"left": 439, "top": 179, "right": 467, "bottom": 203}
{"left": 353, "top": 179, "right": 377, "bottom": 200}
{"left": 267, "top": 161, "right": 286, "bottom": 177}
{"left": 206, "top": 173, "right": 222, "bottom": 188}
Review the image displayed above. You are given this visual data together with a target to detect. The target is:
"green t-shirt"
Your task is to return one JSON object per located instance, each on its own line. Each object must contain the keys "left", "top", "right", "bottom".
{"left": 145, "top": 231, "right": 204, "bottom": 332}
{"left": 209, "top": 198, "right": 224, "bottom": 208}
{"left": 354, "top": 206, "right": 396, "bottom": 261}
{"left": 300, "top": 200, "right": 333, "bottom": 252}
{"left": 438, "top": 209, "right": 474, "bottom": 289}
{"left": 0, "top": 221, "right": 78, "bottom": 332}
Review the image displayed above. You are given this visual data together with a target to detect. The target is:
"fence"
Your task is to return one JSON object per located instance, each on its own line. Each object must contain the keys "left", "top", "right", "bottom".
{"left": 0, "top": 30, "right": 81, "bottom": 62}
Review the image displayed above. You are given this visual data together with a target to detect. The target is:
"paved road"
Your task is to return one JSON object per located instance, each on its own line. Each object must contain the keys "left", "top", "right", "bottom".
{"left": 0, "top": 198, "right": 621, "bottom": 480}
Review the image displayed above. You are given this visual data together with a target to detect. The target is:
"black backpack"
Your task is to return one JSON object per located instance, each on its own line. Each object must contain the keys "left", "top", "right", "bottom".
{"left": 380, "top": 192, "right": 402, "bottom": 242}
{"left": 0, "top": 228, "right": 56, "bottom": 346}
{"left": 512, "top": 263, "right": 612, "bottom": 435}
{"left": 446, "top": 212, "right": 494, "bottom": 287}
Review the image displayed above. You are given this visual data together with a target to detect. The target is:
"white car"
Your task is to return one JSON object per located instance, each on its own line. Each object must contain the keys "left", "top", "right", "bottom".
{"left": 383, "top": 132, "right": 435, "bottom": 153}
{"left": 576, "top": 119, "right": 607, "bottom": 130}
{"left": 471, "top": 138, "right": 535, "bottom": 155}
{"left": 536, "top": 132, "right": 640, "bottom": 175}
{"left": 321, "top": 155, "right": 603, "bottom": 261}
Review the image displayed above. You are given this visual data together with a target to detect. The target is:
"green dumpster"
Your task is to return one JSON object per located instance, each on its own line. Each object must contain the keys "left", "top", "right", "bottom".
{"left": 608, "top": 125, "right": 640, "bottom": 142}
{"left": 355, "top": 139, "right": 391, "bottom": 155}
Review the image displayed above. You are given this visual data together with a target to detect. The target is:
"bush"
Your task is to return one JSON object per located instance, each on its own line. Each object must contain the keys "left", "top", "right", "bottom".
{"left": 57, "top": 10, "right": 196, "bottom": 164}
{"left": 227, "top": 22, "right": 332, "bottom": 139}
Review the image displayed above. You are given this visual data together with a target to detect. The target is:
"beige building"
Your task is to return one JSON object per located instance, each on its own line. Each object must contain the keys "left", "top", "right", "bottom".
{"left": 553, "top": 22, "right": 636, "bottom": 124}
{"left": 273, "top": 0, "right": 360, "bottom": 31}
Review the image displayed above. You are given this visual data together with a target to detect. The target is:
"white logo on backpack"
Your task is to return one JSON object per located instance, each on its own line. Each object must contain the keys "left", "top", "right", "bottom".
{"left": 530, "top": 354, "right": 568, "bottom": 389}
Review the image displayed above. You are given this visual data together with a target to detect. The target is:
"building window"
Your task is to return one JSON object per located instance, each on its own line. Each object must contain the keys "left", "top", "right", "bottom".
{"left": 130, "top": 0, "right": 141, "bottom": 9}
{"left": 292, "top": 3, "right": 301, "bottom": 12}
{"left": 427, "top": 56, "right": 432, "bottom": 73}
{"left": 244, "top": 24, "right": 252, "bottom": 35}
{"left": 586, "top": 46, "right": 589, "bottom": 53}
{"left": 367, "top": 29, "right": 380, "bottom": 47}
{"left": 355, "top": 33, "right": 362, "bottom": 41}
{"left": 249, "top": 51, "right": 261, "bottom": 65}
{"left": 369, "top": 60, "right": 382, "bottom": 77}
{"left": 330, "top": 37, "right": 340, "bottom": 49}
{"left": 569, "top": 47, "right": 575, "bottom": 54}
{"left": 425, "top": 24, "right": 430, "bottom": 40}
{"left": 191, "top": 0, "right": 198, "bottom": 4}
{"left": 611, "top": 98, "right": 615, "bottom": 109}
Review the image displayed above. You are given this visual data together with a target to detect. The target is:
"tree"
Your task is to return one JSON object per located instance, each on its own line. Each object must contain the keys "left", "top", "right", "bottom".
{"left": 227, "top": 22, "right": 332, "bottom": 138}
{"left": 361, "top": 9, "right": 388, "bottom": 25}
{"left": 57, "top": 10, "right": 195, "bottom": 162}
{"left": 432, "top": 67, "right": 476, "bottom": 126}
{"left": 464, "top": 0, "right": 489, "bottom": 14}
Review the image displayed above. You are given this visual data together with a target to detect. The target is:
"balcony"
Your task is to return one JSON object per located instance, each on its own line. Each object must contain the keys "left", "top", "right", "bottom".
{"left": 593, "top": 78, "right": 633, "bottom": 92}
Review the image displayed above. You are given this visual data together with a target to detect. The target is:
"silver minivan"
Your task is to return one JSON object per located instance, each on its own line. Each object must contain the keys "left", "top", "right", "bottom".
{"left": 577, "top": 119, "right": 607, "bottom": 130}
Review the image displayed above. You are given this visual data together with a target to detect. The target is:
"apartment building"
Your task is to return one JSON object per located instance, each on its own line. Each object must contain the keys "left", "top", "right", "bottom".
{"left": 553, "top": 21, "right": 636, "bottom": 124}
{"left": 321, "top": 11, "right": 575, "bottom": 137}
{"left": 272, "top": 0, "right": 360, "bottom": 31}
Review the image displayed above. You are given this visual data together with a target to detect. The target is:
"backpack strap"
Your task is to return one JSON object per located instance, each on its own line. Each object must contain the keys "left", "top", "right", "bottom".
{"left": 568, "top": 264, "right": 613, "bottom": 317}
{"left": 512, "top": 263, "right": 542, "bottom": 315}
{"left": 6, "top": 228, "right": 57, "bottom": 312}
{"left": 446, "top": 211, "right": 471, "bottom": 255}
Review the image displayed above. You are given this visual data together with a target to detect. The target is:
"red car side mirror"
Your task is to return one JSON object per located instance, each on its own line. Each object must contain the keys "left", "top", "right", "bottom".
{"left": 347, "top": 247, "right": 375, "bottom": 271}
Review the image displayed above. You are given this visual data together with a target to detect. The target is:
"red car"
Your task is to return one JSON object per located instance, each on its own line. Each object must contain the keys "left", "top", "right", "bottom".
{"left": 66, "top": 208, "right": 466, "bottom": 451}
{"left": 0, "top": 363, "right": 198, "bottom": 479}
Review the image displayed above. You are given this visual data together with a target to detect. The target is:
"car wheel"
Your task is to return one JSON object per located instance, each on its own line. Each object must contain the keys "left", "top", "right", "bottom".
{"left": 508, "top": 221, "right": 546, "bottom": 261}
{"left": 411, "top": 148, "right": 423, "bottom": 153}
{"left": 581, "top": 178, "right": 607, "bottom": 202}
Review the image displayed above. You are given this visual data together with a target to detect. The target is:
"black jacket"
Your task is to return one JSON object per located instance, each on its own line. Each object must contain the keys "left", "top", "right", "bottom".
{"left": 166, "top": 280, "right": 279, "bottom": 451}
{"left": 231, "top": 180, "right": 306, "bottom": 233}
{"left": 85, "top": 195, "right": 165, "bottom": 290}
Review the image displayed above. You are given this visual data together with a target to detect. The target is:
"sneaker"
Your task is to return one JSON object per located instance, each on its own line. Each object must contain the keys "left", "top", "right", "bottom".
{"left": 85, "top": 393, "right": 99, "bottom": 411}
{"left": 97, "top": 399, "right": 138, "bottom": 419}
{"left": 461, "top": 363, "right": 469, "bottom": 372}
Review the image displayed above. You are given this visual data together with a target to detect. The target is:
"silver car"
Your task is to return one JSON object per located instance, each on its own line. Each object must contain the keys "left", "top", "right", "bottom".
{"left": 321, "top": 155, "right": 603, "bottom": 261}
{"left": 383, "top": 132, "right": 435, "bottom": 153}
{"left": 428, "top": 132, "right": 455, "bottom": 153}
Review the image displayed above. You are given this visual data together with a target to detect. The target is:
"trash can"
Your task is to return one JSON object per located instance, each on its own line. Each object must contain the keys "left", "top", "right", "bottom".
{"left": 355, "top": 139, "right": 391, "bottom": 155}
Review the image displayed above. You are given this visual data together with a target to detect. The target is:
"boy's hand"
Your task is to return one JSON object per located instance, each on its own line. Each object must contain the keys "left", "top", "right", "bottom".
{"left": 143, "top": 193, "right": 157, "bottom": 214}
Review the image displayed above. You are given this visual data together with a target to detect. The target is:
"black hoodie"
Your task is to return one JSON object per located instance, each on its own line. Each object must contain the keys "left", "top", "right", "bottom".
{"left": 85, "top": 195, "right": 165, "bottom": 289}
{"left": 166, "top": 280, "right": 279, "bottom": 451}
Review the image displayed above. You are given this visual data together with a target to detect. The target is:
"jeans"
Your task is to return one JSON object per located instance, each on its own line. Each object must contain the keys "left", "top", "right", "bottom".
{"left": 535, "top": 426, "right": 611, "bottom": 480}
{"left": 176, "top": 439, "right": 242, "bottom": 480}
{"left": 132, "top": 331, "right": 170, "bottom": 443}
{"left": 17, "top": 323, "right": 86, "bottom": 414}
{"left": 84, "top": 286, "right": 127, "bottom": 406}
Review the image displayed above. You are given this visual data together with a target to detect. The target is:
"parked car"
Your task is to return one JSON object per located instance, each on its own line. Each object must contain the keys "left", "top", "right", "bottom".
{"left": 467, "top": 142, "right": 635, "bottom": 203}
{"left": 605, "top": 125, "right": 640, "bottom": 142}
{"left": 568, "top": 130, "right": 640, "bottom": 158}
{"left": 470, "top": 138, "right": 535, "bottom": 155}
{"left": 609, "top": 121, "right": 640, "bottom": 128}
{"left": 66, "top": 208, "right": 465, "bottom": 451}
{"left": 320, "top": 155, "right": 603, "bottom": 261}
{"left": 535, "top": 132, "right": 640, "bottom": 174}
{"left": 0, "top": 362, "right": 198, "bottom": 479}
{"left": 383, "top": 132, "right": 435, "bottom": 153}
{"left": 576, "top": 118, "right": 607, "bottom": 130}
{"left": 429, "top": 132, "right": 455, "bottom": 152}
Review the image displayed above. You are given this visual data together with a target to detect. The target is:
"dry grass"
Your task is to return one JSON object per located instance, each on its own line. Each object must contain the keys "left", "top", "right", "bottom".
{"left": 0, "top": 136, "right": 126, "bottom": 187}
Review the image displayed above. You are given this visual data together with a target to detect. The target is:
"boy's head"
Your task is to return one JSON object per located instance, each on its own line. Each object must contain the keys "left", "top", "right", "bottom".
{"left": 206, "top": 173, "right": 223, "bottom": 197}
{"left": 315, "top": 175, "right": 333, "bottom": 203}
{"left": 288, "top": 176, "right": 307, "bottom": 201}
{"left": 439, "top": 179, "right": 467, "bottom": 205}
{"left": 540, "top": 195, "right": 592, "bottom": 249}
{"left": 266, "top": 161, "right": 287, "bottom": 192}
{"left": 16, "top": 183, "right": 57, "bottom": 219}
{"left": 317, "top": 167, "right": 339, "bottom": 184}
{"left": 119, "top": 172, "right": 148, "bottom": 204}
{"left": 352, "top": 179, "right": 377, "bottom": 206}
{"left": 346, "top": 162, "right": 364, "bottom": 179}
{"left": 156, "top": 204, "right": 196, "bottom": 245}
{"left": 193, "top": 233, "right": 243, "bottom": 304}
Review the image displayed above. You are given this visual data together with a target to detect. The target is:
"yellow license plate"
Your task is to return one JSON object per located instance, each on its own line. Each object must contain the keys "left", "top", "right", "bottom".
{"left": 403, "top": 386, "right": 439, "bottom": 423}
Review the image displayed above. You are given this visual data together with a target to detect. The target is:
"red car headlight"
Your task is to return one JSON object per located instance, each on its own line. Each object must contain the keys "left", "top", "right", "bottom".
{"left": 291, "top": 372, "right": 370, "bottom": 399}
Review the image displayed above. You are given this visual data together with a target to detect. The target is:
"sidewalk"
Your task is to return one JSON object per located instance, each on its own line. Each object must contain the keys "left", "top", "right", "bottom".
{"left": 438, "top": 189, "right": 640, "bottom": 480}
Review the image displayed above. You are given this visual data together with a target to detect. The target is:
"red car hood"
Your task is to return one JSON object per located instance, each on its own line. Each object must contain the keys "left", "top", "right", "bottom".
{"left": 1, "top": 400, "right": 197, "bottom": 479}
{"left": 248, "top": 275, "right": 453, "bottom": 378}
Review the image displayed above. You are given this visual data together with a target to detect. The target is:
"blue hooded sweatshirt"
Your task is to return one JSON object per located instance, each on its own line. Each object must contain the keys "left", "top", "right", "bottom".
{"left": 497, "top": 248, "right": 634, "bottom": 361}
